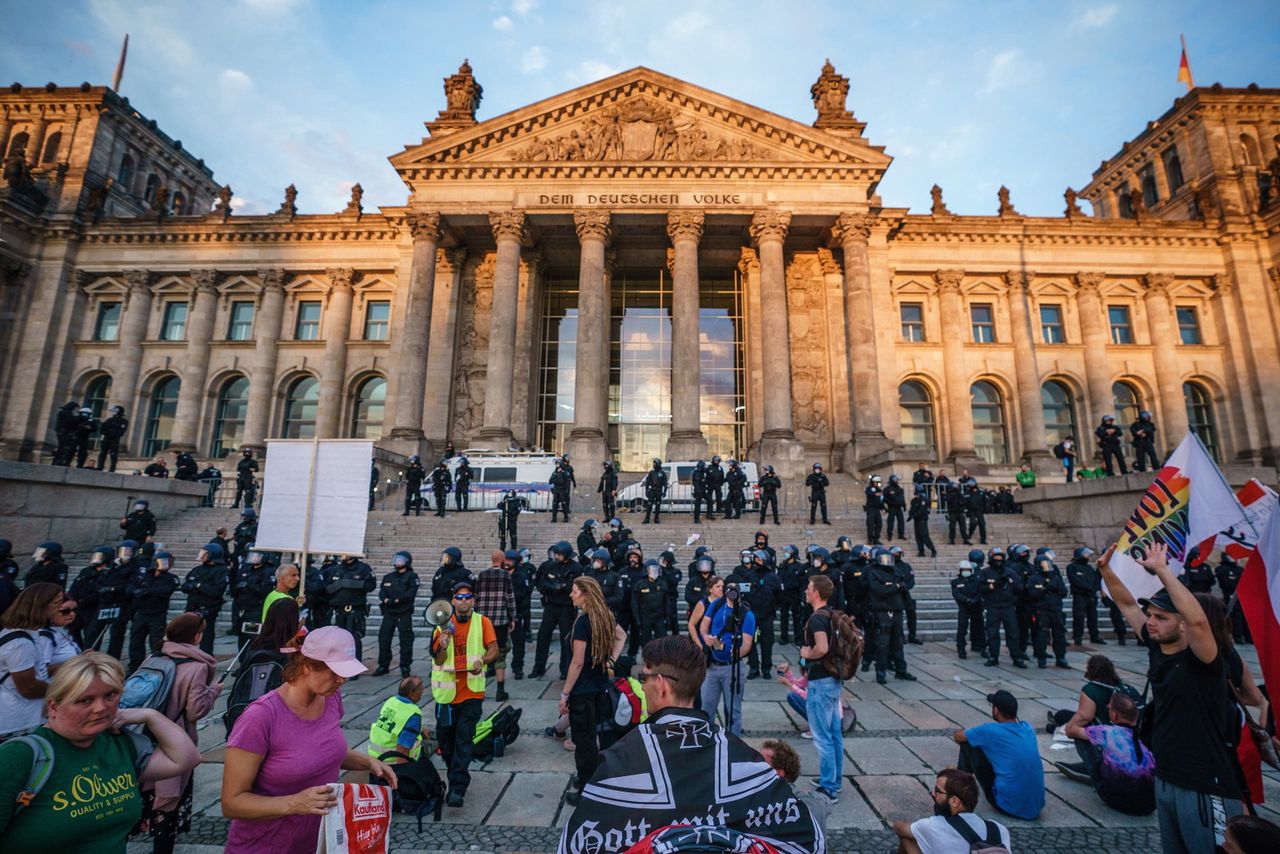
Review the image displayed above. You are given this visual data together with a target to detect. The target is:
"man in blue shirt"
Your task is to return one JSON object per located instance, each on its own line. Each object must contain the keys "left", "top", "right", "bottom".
{"left": 951, "top": 689, "right": 1045, "bottom": 820}
{"left": 698, "top": 580, "right": 756, "bottom": 736}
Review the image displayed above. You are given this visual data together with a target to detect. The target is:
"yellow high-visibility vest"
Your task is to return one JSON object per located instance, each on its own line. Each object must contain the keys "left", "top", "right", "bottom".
{"left": 367, "top": 695, "right": 424, "bottom": 759}
{"left": 431, "top": 617, "right": 487, "bottom": 704}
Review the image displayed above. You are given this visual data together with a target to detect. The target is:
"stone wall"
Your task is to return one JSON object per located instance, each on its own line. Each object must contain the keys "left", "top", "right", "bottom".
{"left": 0, "top": 461, "right": 208, "bottom": 558}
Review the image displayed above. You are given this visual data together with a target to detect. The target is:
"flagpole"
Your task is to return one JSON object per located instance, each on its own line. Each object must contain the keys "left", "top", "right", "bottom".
{"left": 1179, "top": 33, "right": 1195, "bottom": 91}
{"left": 111, "top": 34, "right": 129, "bottom": 92}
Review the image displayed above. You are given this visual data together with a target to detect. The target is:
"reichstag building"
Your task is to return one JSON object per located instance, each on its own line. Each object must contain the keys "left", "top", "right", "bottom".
{"left": 1, "top": 63, "right": 1277, "bottom": 476}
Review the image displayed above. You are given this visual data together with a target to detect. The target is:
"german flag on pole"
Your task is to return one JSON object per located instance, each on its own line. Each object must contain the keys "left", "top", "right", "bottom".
{"left": 1177, "top": 34, "right": 1194, "bottom": 91}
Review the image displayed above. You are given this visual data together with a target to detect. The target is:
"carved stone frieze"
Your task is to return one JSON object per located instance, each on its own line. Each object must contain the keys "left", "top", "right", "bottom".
{"left": 785, "top": 256, "right": 832, "bottom": 442}
{"left": 451, "top": 254, "right": 495, "bottom": 439}
{"left": 737, "top": 246, "right": 759, "bottom": 275}
{"left": 935, "top": 269, "right": 966, "bottom": 293}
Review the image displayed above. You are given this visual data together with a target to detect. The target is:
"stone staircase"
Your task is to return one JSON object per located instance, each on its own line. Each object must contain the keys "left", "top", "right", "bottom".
{"left": 140, "top": 493, "right": 1109, "bottom": 641}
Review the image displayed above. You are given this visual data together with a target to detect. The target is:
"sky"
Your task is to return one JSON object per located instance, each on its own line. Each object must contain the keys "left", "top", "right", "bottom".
{"left": 2, "top": 0, "right": 1277, "bottom": 216}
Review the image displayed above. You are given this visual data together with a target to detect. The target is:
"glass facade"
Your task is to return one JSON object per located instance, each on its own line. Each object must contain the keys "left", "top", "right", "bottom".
{"left": 1113, "top": 381, "right": 1142, "bottom": 427}
{"left": 160, "top": 302, "right": 187, "bottom": 341}
{"left": 283, "top": 376, "right": 319, "bottom": 438}
{"left": 898, "top": 381, "right": 936, "bottom": 453}
{"left": 1041, "top": 380, "right": 1077, "bottom": 448}
{"left": 536, "top": 268, "right": 745, "bottom": 471}
{"left": 228, "top": 301, "right": 254, "bottom": 341}
{"left": 95, "top": 302, "right": 121, "bottom": 341}
{"left": 1184, "top": 382, "right": 1219, "bottom": 462}
{"left": 971, "top": 380, "right": 1009, "bottom": 464}
{"left": 211, "top": 376, "right": 249, "bottom": 457}
{"left": 144, "top": 376, "right": 180, "bottom": 456}
{"left": 352, "top": 376, "right": 387, "bottom": 439}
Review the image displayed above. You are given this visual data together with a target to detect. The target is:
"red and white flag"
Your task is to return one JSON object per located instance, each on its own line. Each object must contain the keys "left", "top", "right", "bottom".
{"left": 1238, "top": 493, "right": 1280, "bottom": 700}
{"left": 1207, "top": 479, "right": 1278, "bottom": 561}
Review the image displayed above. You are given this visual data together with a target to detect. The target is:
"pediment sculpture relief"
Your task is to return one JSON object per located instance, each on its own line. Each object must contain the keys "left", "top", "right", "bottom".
{"left": 509, "top": 98, "right": 771, "bottom": 162}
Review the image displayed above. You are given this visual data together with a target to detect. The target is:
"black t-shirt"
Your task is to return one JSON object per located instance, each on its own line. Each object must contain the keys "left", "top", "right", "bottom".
{"left": 1142, "top": 626, "right": 1240, "bottom": 797}
{"left": 570, "top": 613, "right": 611, "bottom": 696}
{"left": 803, "top": 608, "right": 835, "bottom": 681}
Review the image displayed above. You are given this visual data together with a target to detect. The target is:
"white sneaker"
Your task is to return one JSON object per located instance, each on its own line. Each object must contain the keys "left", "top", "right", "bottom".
{"left": 800, "top": 730, "right": 814, "bottom": 739}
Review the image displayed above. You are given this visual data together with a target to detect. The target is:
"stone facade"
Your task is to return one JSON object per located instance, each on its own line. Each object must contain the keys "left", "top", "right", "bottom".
{"left": 1, "top": 65, "right": 1278, "bottom": 478}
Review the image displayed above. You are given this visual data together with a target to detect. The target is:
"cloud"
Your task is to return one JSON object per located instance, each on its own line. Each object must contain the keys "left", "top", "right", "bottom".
{"left": 1074, "top": 4, "right": 1117, "bottom": 28}
{"left": 219, "top": 68, "right": 253, "bottom": 92}
{"left": 979, "top": 49, "right": 1021, "bottom": 94}
{"left": 520, "top": 45, "right": 548, "bottom": 74}
{"left": 492, "top": 15, "right": 513, "bottom": 31}
{"left": 238, "top": 0, "right": 306, "bottom": 12}
{"left": 564, "top": 59, "right": 620, "bottom": 83}
{"left": 665, "top": 10, "right": 710, "bottom": 40}
{"left": 512, "top": 0, "right": 536, "bottom": 16}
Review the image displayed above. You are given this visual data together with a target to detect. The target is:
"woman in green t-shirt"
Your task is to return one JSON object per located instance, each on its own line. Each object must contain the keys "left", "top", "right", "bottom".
{"left": 0, "top": 651, "right": 202, "bottom": 853}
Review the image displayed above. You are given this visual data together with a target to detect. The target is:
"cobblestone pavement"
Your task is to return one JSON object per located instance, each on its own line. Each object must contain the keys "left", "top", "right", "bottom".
{"left": 134, "top": 631, "right": 1277, "bottom": 853}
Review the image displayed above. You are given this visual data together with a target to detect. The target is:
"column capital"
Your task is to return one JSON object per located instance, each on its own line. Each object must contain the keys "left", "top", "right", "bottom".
{"left": 191, "top": 269, "right": 221, "bottom": 294}
{"left": 257, "top": 268, "right": 287, "bottom": 292}
{"left": 324, "top": 267, "right": 356, "bottom": 294}
{"left": 1208, "top": 273, "right": 1233, "bottom": 297}
{"left": 1074, "top": 272, "right": 1105, "bottom": 294}
{"left": 1002, "top": 270, "right": 1032, "bottom": 293}
{"left": 573, "top": 209, "right": 611, "bottom": 244}
{"left": 488, "top": 210, "right": 529, "bottom": 244}
{"left": 124, "top": 269, "right": 154, "bottom": 292}
{"left": 666, "top": 209, "right": 705, "bottom": 244}
{"left": 665, "top": 247, "right": 676, "bottom": 276}
{"left": 831, "top": 212, "right": 874, "bottom": 244}
{"left": 935, "top": 269, "right": 966, "bottom": 293}
{"left": 737, "top": 246, "right": 760, "bottom": 275}
{"left": 405, "top": 211, "right": 442, "bottom": 241}
{"left": 749, "top": 209, "right": 791, "bottom": 244}
{"left": 1141, "top": 273, "right": 1175, "bottom": 295}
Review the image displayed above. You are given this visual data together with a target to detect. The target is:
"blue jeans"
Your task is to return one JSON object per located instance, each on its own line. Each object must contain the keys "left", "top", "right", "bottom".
{"left": 806, "top": 677, "right": 843, "bottom": 793}
{"left": 700, "top": 660, "right": 745, "bottom": 735}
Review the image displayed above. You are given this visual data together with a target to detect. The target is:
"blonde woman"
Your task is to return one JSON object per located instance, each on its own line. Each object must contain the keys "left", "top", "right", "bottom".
{"left": 560, "top": 575, "right": 617, "bottom": 804}
{"left": 0, "top": 651, "right": 200, "bottom": 852}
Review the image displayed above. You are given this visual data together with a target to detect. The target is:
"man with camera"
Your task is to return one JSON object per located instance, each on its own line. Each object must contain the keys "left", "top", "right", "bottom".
{"left": 697, "top": 578, "right": 756, "bottom": 736}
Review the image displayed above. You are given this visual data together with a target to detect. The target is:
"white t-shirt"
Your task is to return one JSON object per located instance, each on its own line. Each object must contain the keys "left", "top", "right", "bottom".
{"left": 0, "top": 628, "right": 49, "bottom": 736}
{"left": 909, "top": 813, "right": 1012, "bottom": 854}
{"left": 41, "top": 626, "right": 81, "bottom": 669}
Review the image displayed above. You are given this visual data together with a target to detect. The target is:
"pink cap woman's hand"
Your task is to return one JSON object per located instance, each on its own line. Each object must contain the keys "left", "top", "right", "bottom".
{"left": 288, "top": 785, "right": 338, "bottom": 816}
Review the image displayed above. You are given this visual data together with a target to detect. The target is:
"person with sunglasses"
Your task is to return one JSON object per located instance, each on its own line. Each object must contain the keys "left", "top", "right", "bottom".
{"left": 43, "top": 595, "right": 81, "bottom": 675}
{"left": 429, "top": 580, "right": 498, "bottom": 809}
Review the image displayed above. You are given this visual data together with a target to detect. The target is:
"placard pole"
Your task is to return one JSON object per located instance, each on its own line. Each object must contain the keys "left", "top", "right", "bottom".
{"left": 299, "top": 434, "right": 321, "bottom": 600}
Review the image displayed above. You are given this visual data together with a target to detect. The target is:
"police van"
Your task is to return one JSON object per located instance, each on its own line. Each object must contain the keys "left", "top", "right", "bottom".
{"left": 616, "top": 460, "right": 760, "bottom": 514}
{"left": 434, "top": 450, "right": 560, "bottom": 511}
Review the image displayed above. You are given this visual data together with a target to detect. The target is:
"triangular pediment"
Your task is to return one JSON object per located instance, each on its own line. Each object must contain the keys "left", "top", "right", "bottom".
{"left": 391, "top": 67, "right": 891, "bottom": 175}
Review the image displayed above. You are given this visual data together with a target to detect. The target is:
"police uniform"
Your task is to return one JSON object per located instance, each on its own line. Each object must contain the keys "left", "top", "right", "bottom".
{"left": 531, "top": 545, "right": 579, "bottom": 679}
{"left": 725, "top": 463, "right": 747, "bottom": 519}
{"left": 1066, "top": 554, "right": 1103, "bottom": 644}
{"left": 1028, "top": 558, "right": 1069, "bottom": 667}
{"left": 498, "top": 492, "right": 521, "bottom": 549}
{"left": 805, "top": 467, "right": 830, "bottom": 525}
{"left": 691, "top": 462, "right": 712, "bottom": 523}
{"left": 234, "top": 451, "right": 259, "bottom": 508}
{"left": 376, "top": 556, "right": 419, "bottom": 676}
{"left": 950, "top": 568, "right": 986, "bottom": 658}
{"left": 550, "top": 465, "right": 573, "bottom": 522}
{"left": 641, "top": 461, "right": 668, "bottom": 524}
{"left": 181, "top": 549, "right": 228, "bottom": 655}
{"left": 430, "top": 464, "right": 452, "bottom": 517}
{"left": 326, "top": 557, "right": 376, "bottom": 662}
{"left": 884, "top": 478, "right": 907, "bottom": 540}
{"left": 404, "top": 459, "right": 426, "bottom": 516}
{"left": 454, "top": 459, "right": 474, "bottom": 511}
{"left": 597, "top": 462, "right": 619, "bottom": 520}
{"left": 863, "top": 481, "right": 884, "bottom": 543}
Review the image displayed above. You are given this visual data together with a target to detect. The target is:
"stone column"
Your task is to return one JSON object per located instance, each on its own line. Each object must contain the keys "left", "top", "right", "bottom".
{"left": 936, "top": 270, "right": 980, "bottom": 464}
{"left": 564, "top": 210, "right": 611, "bottom": 467}
{"left": 665, "top": 210, "right": 708, "bottom": 461}
{"left": 109, "top": 269, "right": 155, "bottom": 431}
{"left": 0, "top": 108, "right": 12, "bottom": 166}
{"left": 241, "top": 269, "right": 286, "bottom": 452}
{"left": 749, "top": 210, "right": 804, "bottom": 474}
{"left": 1004, "top": 271, "right": 1053, "bottom": 469}
{"left": 477, "top": 211, "right": 527, "bottom": 446}
{"left": 1074, "top": 273, "right": 1112, "bottom": 456}
{"left": 388, "top": 213, "right": 441, "bottom": 446}
{"left": 833, "top": 212, "right": 890, "bottom": 467}
{"left": 1142, "top": 274, "right": 1191, "bottom": 440}
{"left": 168, "top": 271, "right": 220, "bottom": 452}
{"left": 25, "top": 110, "right": 47, "bottom": 167}
{"left": 315, "top": 267, "right": 355, "bottom": 439}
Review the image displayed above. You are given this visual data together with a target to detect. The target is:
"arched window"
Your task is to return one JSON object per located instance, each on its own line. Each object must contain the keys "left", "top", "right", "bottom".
{"left": 898, "top": 380, "right": 936, "bottom": 454}
{"left": 1117, "top": 189, "right": 1135, "bottom": 218}
{"left": 40, "top": 131, "right": 61, "bottom": 164}
{"left": 283, "top": 376, "right": 319, "bottom": 439}
{"left": 351, "top": 377, "right": 386, "bottom": 440}
{"left": 970, "top": 381, "right": 1009, "bottom": 464}
{"left": 1112, "top": 381, "right": 1142, "bottom": 428}
{"left": 170, "top": 191, "right": 186, "bottom": 214}
{"left": 1184, "top": 382, "right": 1219, "bottom": 462}
{"left": 143, "top": 376, "right": 180, "bottom": 457}
{"left": 211, "top": 376, "right": 249, "bottom": 458}
{"left": 117, "top": 154, "right": 135, "bottom": 188}
{"left": 143, "top": 174, "right": 160, "bottom": 206}
{"left": 6, "top": 131, "right": 28, "bottom": 159}
{"left": 84, "top": 375, "right": 112, "bottom": 419}
{"left": 1041, "top": 380, "right": 1077, "bottom": 449}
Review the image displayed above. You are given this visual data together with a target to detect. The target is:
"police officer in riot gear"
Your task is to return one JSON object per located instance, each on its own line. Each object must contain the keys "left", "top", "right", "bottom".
{"left": 454, "top": 456, "right": 474, "bottom": 511}
{"left": 233, "top": 448, "right": 259, "bottom": 508}
{"left": 576, "top": 519, "right": 599, "bottom": 565}
{"left": 69, "top": 546, "right": 114, "bottom": 648}
{"left": 1216, "top": 553, "right": 1250, "bottom": 644}
{"left": 1179, "top": 551, "right": 1216, "bottom": 594}
{"left": 325, "top": 554, "right": 376, "bottom": 667}
{"left": 757, "top": 465, "right": 781, "bottom": 525}
{"left": 909, "top": 486, "right": 936, "bottom": 557}
{"left": 725, "top": 460, "right": 747, "bottom": 519}
{"left": 692, "top": 460, "right": 712, "bottom": 523}
{"left": 982, "top": 546, "right": 1027, "bottom": 668}
{"left": 120, "top": 499, "right": 157, "bottom": 543}
{"left": 97, "top": 405, "right": 128, "bottom": 472}
{"left": 182, "top": 543, "right": 228, "bottom": 655}
{"left": 53, "top": 401, "right": 80, "bottom": 466}
{"left": 641, "top": 458, "right": 668, "bottom": 524}
{"left": 864, "top": 475, "right": 885, "bottom": 543}
{"left": 26, "top": 541, "right": 68, "bottom": 588}
{"left": 658, "top": 549, "right": 682, "bottom": 634}
{"left": 498, "top": 489, "right": 521, "bottom": 550}
{"left": 950, "top": 560, "right": 986, "bottom": 659}
{"left": 71, "top": 407, "right": 98, "bottom": 468}
{"left": 1095, "top": 415, "right": 1127, "bottom": 476}
{"left": 531, "top": 542, "right": 580, "bottom": 679}
{"left": 1028, "top": 549, "right": 1070, "bottom": 668}
{"left": 127, "top": 550, "right": 180, "bottom": 671}
{"left": 745, "top": 549, "right": 781, "bottom": 678}
{"left": 231, "top": 507, "right": 257, "bottom": 574}
{"left": 430, "top": 461, "right": 452, "bottom": 517}
{"left": 375, "top": 551, "right": 419, "bottom": 677}
{"left": 305, "top": 557, "right": 331, "bottom": 627}
{"left": 1130, "top": 411, "right": 1160, "bottom": 472}
{"left": 685, "top": 550, "right": 716, "bottom": 617}
{"left": 945, "top": 482, "right": 968, "bottom": 545}
{"left": 707, "top": 455, "right": 726, "bottom": 516}
{"left": 507, "top": 550, "right": 535, "bottom": 678}
{"left": 797, "top": 463, "right": 826, "bottom": 526}
{"left": 597, "top": 459, "right": 618, "bottom": 520}
{"left": 892, "top": 546, "right": 923, "bottom": 644}
{"left": 804, "top": 544, "right": 845, "bottom": 618}
{"left": 430, "top": 547, "right": 472, "bottom": 601}
{"left": 87, "top": 542, "right": 138, "bottom": 657}
{"left": 867, "top": 546, "right": 914, "bottom": 684}
{"left": 963, "top": 480, "right": 987, "bottom": 545}
{"left": 631, "top": 559, "right": 669, "bottom": 651}
{"left": 884, "top": 475, "right": 907, "bottom": 541}
{"left": 232, "top": 546, "right": 275, "bottom": 646}
{"left": 1006, "top": 544, "right": 1035, "bottom": 657}
{"left": 550, "top": 460, "right": 573, "bottom": 522}
{"left": 1066, "top": 547, "right": 1104, "bottom": 645}
{"left": 173, "top": 448, "right": 199, "bottom": 481}
{"left": 403, "top": 455, "right": 426, "bottom": 516}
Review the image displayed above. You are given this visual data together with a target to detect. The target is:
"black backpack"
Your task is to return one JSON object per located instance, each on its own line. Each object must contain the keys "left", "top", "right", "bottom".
{"left": 222, "top": 650, "right": 285, "bottom": 737}
{"left": 1053, "top": 443, "right": 1067, "bottom": 460}
{"left": 945, "top": 814, "right": 1009, "bottom": 853}
{"left": 370, "top": 750, "right": 444, "bottom": 830}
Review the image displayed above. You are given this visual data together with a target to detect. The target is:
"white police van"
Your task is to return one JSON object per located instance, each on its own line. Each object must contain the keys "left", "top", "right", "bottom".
{"left": 429, "top": 450, "right": 561, "bottom": 511}
{"left": 616, "top": 460, "right": 760, "bottom": 514}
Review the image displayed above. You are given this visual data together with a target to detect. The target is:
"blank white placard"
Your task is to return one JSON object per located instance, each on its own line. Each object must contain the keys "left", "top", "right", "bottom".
{"left": 255, "top": 439, "right": 372, "bottom": 557}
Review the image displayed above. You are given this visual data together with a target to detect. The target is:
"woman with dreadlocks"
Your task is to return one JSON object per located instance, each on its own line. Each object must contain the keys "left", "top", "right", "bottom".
{"left": 560, "top": 575, "right": 617, "bottom": 804}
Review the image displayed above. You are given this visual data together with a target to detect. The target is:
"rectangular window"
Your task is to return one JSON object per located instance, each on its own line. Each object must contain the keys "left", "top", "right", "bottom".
{"left": 1108, "top": 305, "right": 1133, "bottom": 344}
{"left": 1039, "top": 304, "right": 1065, "bottom": 344}
{"left": 364, "top": 300, "right": 390, "bottom": 340}
{"left": 1139, "top": 164, "right": 1159, "bottom": 208}
{"left": 481, "top": 466, "right": 517, "bottom": 482}
{"left": 295, "top": 300, "right": 321, "bottom": 340}
{"left": 94, "top": 302, "right": 121, "bottom": 341}
{"left": 1177, "top": 306, "right": 1201, "bottom": 345}
{"left": 970, "top": 303, "right": 995, "bottom": 343}
{"left": 227, "top": 301, "right": 254, "bottom": 341}
{"left": 1162, "top": 145, "right": 1185, "bottom": 192}
{"left": 900, "top": 303, "right": 924, "bottom": 342}
{"left": 160, "top": 301, "right": 188, "bottom": 341}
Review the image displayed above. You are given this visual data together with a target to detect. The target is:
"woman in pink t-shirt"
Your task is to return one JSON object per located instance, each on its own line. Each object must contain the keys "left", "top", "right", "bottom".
{"left": 221, "top": 626, "right": 398, "bottom": 854}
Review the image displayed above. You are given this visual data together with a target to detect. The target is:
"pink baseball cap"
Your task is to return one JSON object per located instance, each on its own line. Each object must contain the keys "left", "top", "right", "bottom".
{"left": 292, "top": 626, "right": 367, "bottom": 678}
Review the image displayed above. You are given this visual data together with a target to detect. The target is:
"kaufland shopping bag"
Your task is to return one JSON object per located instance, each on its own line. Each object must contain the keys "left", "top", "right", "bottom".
{"left": 317, "top": 783, "right": 392, "bottom": 854}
